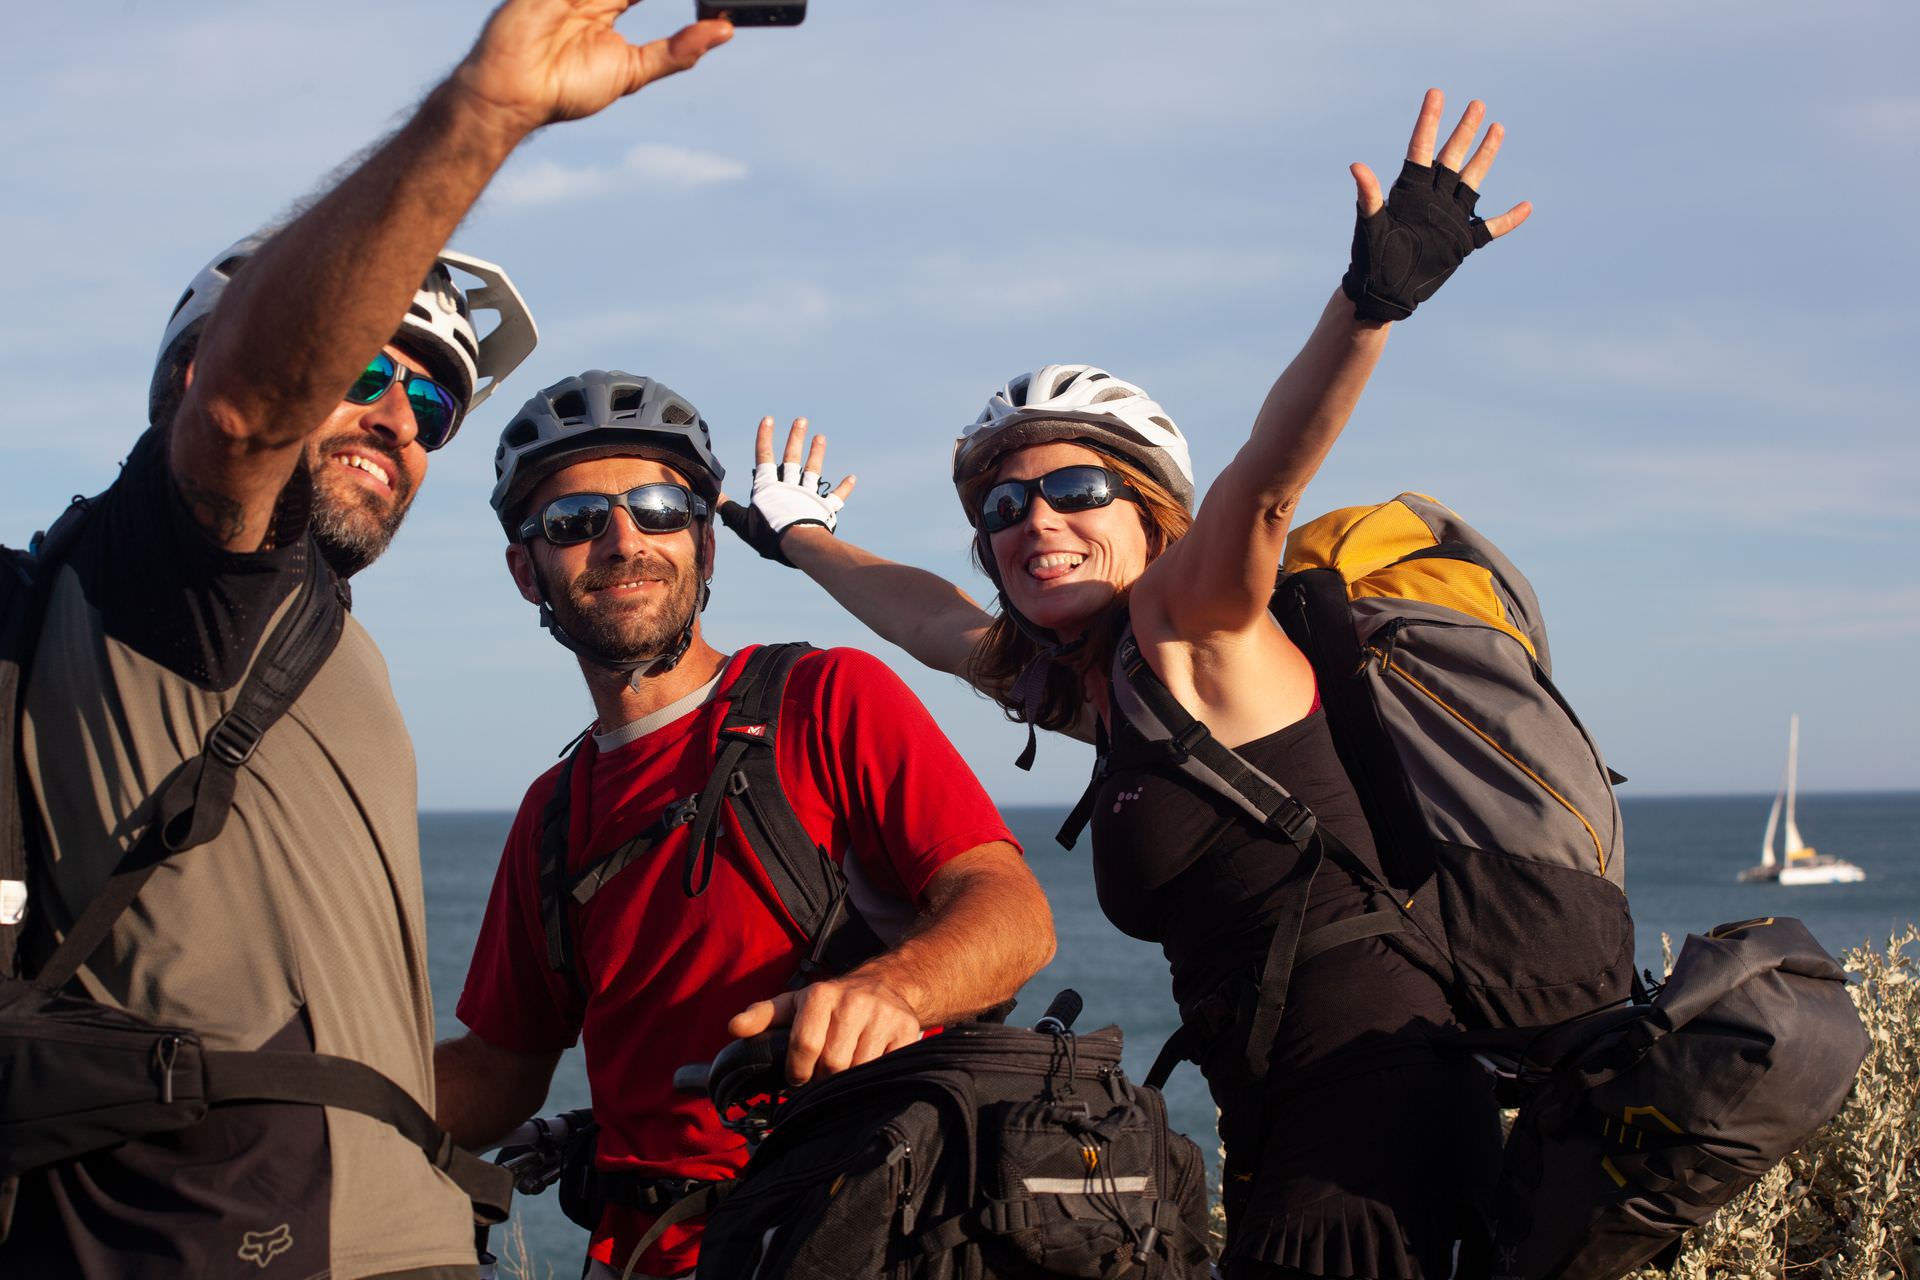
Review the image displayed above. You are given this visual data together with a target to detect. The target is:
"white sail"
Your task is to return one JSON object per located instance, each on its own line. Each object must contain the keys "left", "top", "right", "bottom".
{"left": 1759, "top": 789, "right": 1782, "bottom": 868}
{"left": 1783, "top": 713, "right": 1809, "bottom": 855}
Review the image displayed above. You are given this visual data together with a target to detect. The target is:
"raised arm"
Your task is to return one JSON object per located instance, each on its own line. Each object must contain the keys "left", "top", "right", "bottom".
{"left": 172, "top": 0, "right": 731, "bottom": 548}
{"left": 721, "top": 417, "right": 996, "bottom": 681}
{"left": 1136, "top": 89, "right": 1531, "bottom": 637}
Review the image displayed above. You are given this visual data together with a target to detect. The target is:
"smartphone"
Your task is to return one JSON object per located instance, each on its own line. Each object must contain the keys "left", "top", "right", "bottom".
{"left": 697, "top": 0, "right": 806, "bottom": 25}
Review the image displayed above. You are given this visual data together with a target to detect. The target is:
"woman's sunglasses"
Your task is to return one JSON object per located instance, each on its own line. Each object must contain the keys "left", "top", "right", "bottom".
{"left": 520, "top": 483, "right": 710, "bottom": 546}
{"left": 346, "top": 351, "right": 463, "bottom": 451}
{"left": 978, "top": 465, "right": 1141, "bottom": 534}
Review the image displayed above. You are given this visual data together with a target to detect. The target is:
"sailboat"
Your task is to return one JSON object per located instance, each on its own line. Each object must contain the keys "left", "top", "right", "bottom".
{"left": 1738, "top": 714, "right": 1865, "bottom": 885}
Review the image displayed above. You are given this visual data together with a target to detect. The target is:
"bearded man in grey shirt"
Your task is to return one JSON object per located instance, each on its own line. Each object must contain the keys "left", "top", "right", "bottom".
{"left": 3, "top": 3, "right": 735, "bottom": 1276}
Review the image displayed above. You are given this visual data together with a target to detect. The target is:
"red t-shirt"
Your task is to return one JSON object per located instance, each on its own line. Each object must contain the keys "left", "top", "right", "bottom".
{"left": 457, "top": 646, "right": 1018, "bottom": 1274}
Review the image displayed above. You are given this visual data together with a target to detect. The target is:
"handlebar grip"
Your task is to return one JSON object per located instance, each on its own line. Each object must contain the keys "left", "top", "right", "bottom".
{"left": 707, "top": 1030, "right": 792, "bottom": 1113}
{"left": 1034, "top": 988, "right": 1083, "bottom": 1034}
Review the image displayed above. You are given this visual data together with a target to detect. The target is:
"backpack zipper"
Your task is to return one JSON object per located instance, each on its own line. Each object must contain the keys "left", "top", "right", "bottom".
{"left": 885, "top": 1135, "right": 916, "bottom": 1234}
{"left": 1361, "top": 620, "right": 1612, "bottom": 876}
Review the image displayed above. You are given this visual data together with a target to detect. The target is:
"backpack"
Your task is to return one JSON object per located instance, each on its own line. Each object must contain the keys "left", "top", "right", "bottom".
{"left": 1471, "top": 916, "right": 1869, "bottom": 1280}
{"left": 1059, "top": 492, "right": 1635, "bottom": 1088}
{"left": 694, "top": 1019, "right": 1213, "bottom": 1280}
{"left": 0, "top": 497, "right": 511, "bottom": 1242}
{"left": 532, "top": 640, "right": 889, "bottom": 1231}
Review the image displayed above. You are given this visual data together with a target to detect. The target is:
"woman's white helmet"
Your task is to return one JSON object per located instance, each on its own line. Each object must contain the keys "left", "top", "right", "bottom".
{"left": 490, "top": 371, "right": 724, "bottom": 536}
{"left": 952, "top": 364, "right": 1195, "bottom": 514}
{"left": 149, "top": 236, "right": 539, "bottom": 426}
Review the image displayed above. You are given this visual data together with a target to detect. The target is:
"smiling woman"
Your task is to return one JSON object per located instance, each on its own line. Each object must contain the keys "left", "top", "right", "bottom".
{"left": 726, "top": 88, "right": 1534, "bottom": 1278}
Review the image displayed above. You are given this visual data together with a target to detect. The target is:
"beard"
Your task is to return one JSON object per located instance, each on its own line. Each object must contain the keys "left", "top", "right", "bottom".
{"left": 549, "top": 554, "right": 699, "bottom": 662}
{"left": 305, "top": 429, "right": 416, "bottom": 578}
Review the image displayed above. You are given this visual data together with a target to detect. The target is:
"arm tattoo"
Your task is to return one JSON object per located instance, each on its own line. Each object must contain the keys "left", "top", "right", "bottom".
{"left": 176, "top": 481, "right": 249, "bottom": 544}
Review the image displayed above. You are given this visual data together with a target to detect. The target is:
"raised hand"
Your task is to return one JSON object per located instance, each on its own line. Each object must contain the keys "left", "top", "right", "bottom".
{"left": 1342, "top": 89, "right": 1532, "bottom": 323}
{"left": 718, "top": 416, "right": 855, "bottom": 565}
{"left": 452, "top": 0, "right": 733, "bottom": 138}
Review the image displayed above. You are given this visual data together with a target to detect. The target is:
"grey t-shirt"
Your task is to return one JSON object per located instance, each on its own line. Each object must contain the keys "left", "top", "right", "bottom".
{"left": 12, "top": 428, "right": 472, "bottom": 1278}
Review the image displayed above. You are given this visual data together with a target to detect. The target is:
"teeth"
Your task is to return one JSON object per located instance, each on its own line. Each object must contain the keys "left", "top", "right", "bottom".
{"left": 1028, "top": 553, "right": 1085, "bottom": 573}
{"left": 334, "top": 453, "right": 390, "bottom": 487}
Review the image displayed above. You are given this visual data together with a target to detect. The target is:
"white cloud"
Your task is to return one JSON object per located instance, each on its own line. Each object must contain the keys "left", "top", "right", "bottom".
{"left": 491, "top": 143, "right": 748, "bottom": 207}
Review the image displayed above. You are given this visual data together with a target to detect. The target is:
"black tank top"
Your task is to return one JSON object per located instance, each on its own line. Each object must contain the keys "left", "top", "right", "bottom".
{"left": 1090, "top": 698, "right": 1454, "bottom": 1077}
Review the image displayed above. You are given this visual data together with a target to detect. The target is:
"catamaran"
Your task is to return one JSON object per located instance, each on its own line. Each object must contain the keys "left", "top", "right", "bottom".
{"left": 1738, "top": 714, "right": 1865, "bottom": 885}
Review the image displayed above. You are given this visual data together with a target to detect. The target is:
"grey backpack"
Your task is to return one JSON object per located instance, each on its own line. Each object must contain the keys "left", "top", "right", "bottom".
{"left": 1060, "top": 494, "right": 1635, "bottom": 1087}
{"left": 1473, "top": 916, "right": 1868, "bottom": 1280}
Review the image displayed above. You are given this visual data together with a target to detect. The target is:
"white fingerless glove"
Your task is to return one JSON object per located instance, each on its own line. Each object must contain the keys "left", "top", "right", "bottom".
{"left": 752, "top": 460, "right": 843, "bottom": 535}
{"left": 720, "top": 462, "right": 846, "bottom": 566}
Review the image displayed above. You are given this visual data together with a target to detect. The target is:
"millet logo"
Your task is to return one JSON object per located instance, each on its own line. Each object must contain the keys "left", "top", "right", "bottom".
{"left": 726, "top": 723, "right": 769, "bottom": 738}
{"left": 238, "top": 1224, "right": 293, "bottom": 1268}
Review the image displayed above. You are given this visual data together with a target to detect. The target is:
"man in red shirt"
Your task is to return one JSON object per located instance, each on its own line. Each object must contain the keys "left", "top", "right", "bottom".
{"left": 436, "top": 371, "right": 1056, "bottom": 1279}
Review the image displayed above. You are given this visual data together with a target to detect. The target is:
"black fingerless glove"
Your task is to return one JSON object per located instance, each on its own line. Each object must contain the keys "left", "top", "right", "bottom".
{"left": 720, "top": 498, "right": 819, "bottom": 567}
{"left": 1341, "top": 160, "right": 1492, "bottom": 323}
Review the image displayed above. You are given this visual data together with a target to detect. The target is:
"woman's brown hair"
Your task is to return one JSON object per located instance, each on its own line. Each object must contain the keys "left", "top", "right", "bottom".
{"left": 959, "top": 444, "right": 1192, "bottom": 730}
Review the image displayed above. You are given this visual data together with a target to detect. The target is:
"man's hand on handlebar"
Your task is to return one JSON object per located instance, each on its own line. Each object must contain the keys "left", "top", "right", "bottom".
{"left": 727, "top": 972, "right": 923, "bottom": 1085}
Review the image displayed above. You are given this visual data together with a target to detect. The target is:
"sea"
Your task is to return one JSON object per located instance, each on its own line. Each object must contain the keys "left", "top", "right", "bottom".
{"left": 420, "top": 791, "right": 1920, "bottom": 1274}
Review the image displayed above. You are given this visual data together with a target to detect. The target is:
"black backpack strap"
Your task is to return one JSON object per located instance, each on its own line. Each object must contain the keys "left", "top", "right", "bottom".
{"left": 0, "top": 556, "right": 45, "bottom": 982}
{"left": 202, "top": 1049, "right": 512, "bottom": 1223}
{"left": 1054, "top": 717, "right": 1110, "bottom": 851}
{"left": 536, "top": 746, "right": 592, "bottom": 999}
{"left": 1110, "top": 629, "right": 1318, "bottom": 846}
{"left": 695, "top": 643, "right": 884, "bottom": 985}
{"left": 2, "top": 498, "right": 97, "bottom": 981}
{"left": 32, "top": 552, "right": 346, "bottom": 994}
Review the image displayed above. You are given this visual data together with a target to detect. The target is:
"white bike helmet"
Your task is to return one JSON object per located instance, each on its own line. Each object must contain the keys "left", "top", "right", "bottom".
{"left": 952, "top": 364, "right": 1196, "bottom": 515}
{"left": 490, "top": 370, "right": 724, "bottom": 536}
{"left": 149, "top": 236, "right": 538, "bottom": 428}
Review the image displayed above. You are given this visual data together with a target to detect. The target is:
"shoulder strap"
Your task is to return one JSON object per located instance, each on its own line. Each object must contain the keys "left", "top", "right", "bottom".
{"left": 697, "top": 643, "right": 884, "bottom": 985}
{"left": 1059, "top": 625, "right": 1320, "bottom": 853}
{"left": 32, "top": 550, "right": 347, "bottom": 993}
{"left": 1, "top": 499, "right": 96, "bottom": 979}
{"left": 536, "top": 746, "right": 592, "bottom": 999}
{"left": 201, "top": 1049, "right": 512, "bottom": 1223}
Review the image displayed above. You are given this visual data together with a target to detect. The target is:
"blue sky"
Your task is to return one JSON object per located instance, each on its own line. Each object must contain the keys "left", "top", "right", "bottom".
{"left": 3, "top": 1, "right": 1916, "bottom": 808}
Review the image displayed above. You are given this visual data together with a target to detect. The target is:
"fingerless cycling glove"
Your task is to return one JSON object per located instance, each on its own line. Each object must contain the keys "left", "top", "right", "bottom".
{"left": 1341, "top": 160, "right": 1492, "bottom": 323}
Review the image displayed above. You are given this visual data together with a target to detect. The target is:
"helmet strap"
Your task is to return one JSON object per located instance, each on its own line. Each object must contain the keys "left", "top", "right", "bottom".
{"left": 527, "top": 522, "right": 711, "bottom": 683}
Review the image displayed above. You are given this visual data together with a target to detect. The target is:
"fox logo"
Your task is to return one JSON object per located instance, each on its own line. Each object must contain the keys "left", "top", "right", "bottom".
{"left": 238, "top": 1224, "right": 293, "bottom": 1268}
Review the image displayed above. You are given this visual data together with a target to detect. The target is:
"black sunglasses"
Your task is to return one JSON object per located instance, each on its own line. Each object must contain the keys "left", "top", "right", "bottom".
{"left": 978, "top": 465, "right": 1141, "bottom": 534}
{"left": 520, "top": 483, "right": 710, "bottom": 546}
{"left": 345, "top": 351, "right": 463, "bottom": 451}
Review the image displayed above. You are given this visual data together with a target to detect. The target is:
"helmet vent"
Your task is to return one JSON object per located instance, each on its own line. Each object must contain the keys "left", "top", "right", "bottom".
{"left": 660, "top": 402, "right": 695, "bottom": 426}
{"left": 1092, "top": 387, "right": 1134, "bottom": 404}
{"left": 214, "top": 255, "right": 248, "bottom": 276}
{"left": 552, "top": 390, "right": 589, "bottom": 423}
{"left": 453, "top": 330, "right": 479, "bottom": 360}
{"left": 610, "top": 386, "right": 645, "bottom": 418}
{"left": 502, "top": 418, "right": 540, "bottom": 449}
{"left": 1149, "top": 416, "right": 1176, "bottom": 432}
{"left": 167, "top": 289, "right": 193, "bottom": 323}
{"left": 1008, "top": 375, "right": 1033, "bottom": 405}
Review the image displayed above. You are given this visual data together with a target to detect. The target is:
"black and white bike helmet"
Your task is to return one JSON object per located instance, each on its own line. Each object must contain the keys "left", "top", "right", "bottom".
{"left": 149, "top": 236, "right": 539, "bottom": 430}
{"left": 489, "top": 370, "right": 724, "bottom": 537}
{"left": 952, "top": 364, "right": 1196, "bottom": 515}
